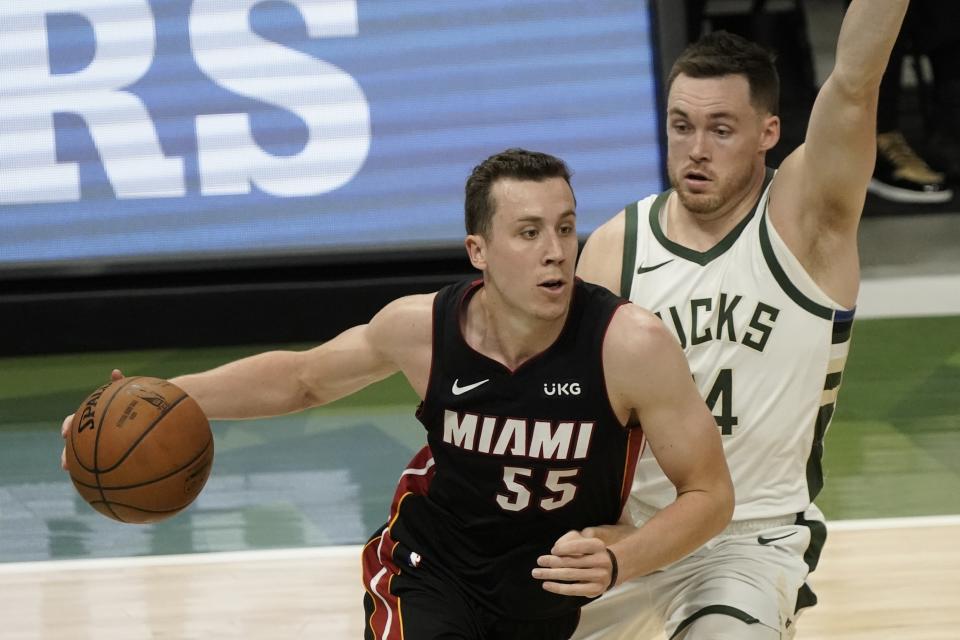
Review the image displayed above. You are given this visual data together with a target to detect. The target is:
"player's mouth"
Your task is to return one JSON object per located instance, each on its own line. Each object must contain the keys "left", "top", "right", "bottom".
{"left": 683, "top": 170, "right": 712, "bottom": 189}
{"left": 683, "top": 171, "right": 713, "bottom": 184}
{"left": 538, "top": 278, "right": 566, "bottom": 295}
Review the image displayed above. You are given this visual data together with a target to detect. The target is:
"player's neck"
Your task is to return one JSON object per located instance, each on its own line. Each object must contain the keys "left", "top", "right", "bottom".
{"left": 667, "top": 166, "right": 766, "bottom": 252}
{"left": 464, "top": 288, "right": 568, "bottom": 371}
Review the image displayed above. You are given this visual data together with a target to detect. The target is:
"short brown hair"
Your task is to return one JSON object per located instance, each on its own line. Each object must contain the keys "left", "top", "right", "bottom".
{"left": 667, "top": 31, "right": 780, "bottom": 116}
{"left": 465, "top": 148, "right": 573, "bottom": 237}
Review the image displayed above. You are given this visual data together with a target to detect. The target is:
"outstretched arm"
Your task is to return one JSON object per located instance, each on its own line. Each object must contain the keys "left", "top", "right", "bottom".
{"left": 772, "top": 0, "right": 910, "bottom": 304}
{"left": 170, "top": 326, "right": 396, "bottom": 419}
{"left": 172, "top": 294, "right": 434, "bottom": 418}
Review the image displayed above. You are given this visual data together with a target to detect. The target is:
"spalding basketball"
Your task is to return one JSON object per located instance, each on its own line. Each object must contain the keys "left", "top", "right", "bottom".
{"left": 65, "top": 376, "right": 214, "bottom": 524}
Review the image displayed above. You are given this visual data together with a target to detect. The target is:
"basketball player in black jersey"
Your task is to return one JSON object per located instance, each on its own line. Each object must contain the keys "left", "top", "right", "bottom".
{"left": 60, "top": 149, "right": 733, "bottom": 639}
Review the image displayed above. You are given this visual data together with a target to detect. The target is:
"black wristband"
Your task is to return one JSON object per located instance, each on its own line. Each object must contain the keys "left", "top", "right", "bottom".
{"left": 605, "top": 547, "right": 619, "bottom": 591}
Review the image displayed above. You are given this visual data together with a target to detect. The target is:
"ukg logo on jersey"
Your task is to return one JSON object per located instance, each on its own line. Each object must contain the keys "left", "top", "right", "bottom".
{"left": 543, "top": 382, "right": 581, "bottom": 397}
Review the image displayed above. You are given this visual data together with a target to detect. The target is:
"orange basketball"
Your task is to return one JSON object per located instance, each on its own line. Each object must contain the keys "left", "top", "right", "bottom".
{"left": 65, "top": 376, "right": 214, "bottom": 524}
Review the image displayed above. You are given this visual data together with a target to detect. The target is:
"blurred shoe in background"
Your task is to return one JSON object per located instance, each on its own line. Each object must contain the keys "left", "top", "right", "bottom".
{"left": 924, "top": 129, "right": 960, "bottom": 187}
{"left": 869, "top": 131, "right": 953, "bottom": 203}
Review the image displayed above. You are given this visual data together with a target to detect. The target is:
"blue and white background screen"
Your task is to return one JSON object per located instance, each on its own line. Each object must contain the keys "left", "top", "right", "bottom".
{"left": 0, "top": 0, "right": 663, "bottom": 272}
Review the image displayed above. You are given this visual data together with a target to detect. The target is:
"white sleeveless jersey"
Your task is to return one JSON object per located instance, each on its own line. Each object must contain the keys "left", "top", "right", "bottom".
{"left": 622, "top": 171, "right": 855, "bottom": 521}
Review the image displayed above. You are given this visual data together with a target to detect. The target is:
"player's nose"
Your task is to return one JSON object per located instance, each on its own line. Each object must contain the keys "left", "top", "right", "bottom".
{"left": 541, "top": 231, "right": 566, "bottom": 264}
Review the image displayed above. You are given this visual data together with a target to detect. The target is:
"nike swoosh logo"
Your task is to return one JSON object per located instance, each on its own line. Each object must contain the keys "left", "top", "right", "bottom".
{"left": 636, "top": 259, "right": 674, "bottom": 274}
{"left": 451, "top": 378, "right": 490, "bottom": 396}
{"left": 757, "top": 531, "right": 797, "bottom": 545}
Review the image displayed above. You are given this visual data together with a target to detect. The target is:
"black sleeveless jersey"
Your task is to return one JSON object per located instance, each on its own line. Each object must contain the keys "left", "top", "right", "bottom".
{"left": 389, "top": 278, "right": 644, "bottom": 621}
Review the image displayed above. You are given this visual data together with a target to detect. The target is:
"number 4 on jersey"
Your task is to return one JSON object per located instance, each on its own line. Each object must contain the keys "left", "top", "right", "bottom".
{"left": 704, "top": 368, "right": 738, "bottom": 435}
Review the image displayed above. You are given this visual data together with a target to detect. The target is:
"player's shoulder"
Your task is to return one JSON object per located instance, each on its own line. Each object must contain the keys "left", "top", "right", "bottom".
{"left": 380, "top": 291, "right": 437, "bottom": 315}
{"left": 376, "top": 291, "right": 436, "bottom": 323}
{"left": 602, "top": 303, "right": 685, "bottom": 404}
{"left": 583, "top": 208, "right": 627, "bottom": 248}
{"left": 368, "top": 292, "right": 437, "bottom": 348}
{"left": 604, "top": 303, "right": 676, "bottom": 363}
{"left": 577, "top": 209, "right": 629, "bottom": 292}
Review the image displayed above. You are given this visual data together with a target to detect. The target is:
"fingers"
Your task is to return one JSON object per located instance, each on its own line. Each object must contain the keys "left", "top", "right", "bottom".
{"left": 551, "top": 529, "right": 582, "bottom": 546}
{"left": 536, "top": 553, "right": 601, "bottom": 569}
{"left": 551, "top": 535, "right": 605, "bottom": 557}
{"left": 533, "top": 543, "right": 613, "bottom": 598}
{"left": 60, "top": 414, "right": 73, "bottom": 470}
{"left": 111, "top": 369, "right": 124, "bottom": 381}
{"left": 61, "top": 414, "right": 73, "bottom": 438}
{"left": 532, "top": 559, "right": 609, "bottom": 597}
{"left": 539, "top": 579, "right": 607, "bottom": 598}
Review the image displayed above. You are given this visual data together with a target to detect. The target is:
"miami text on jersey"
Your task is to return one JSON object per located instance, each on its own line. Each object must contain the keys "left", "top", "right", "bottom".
{"left": 442, "top": 410, "right": 595, "bottom": 461}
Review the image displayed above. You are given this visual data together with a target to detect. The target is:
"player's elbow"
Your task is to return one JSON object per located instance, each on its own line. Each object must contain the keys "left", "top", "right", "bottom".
{"left": 714, "top": 475, "right": 735, "bottom": 531}
{"left": 698, "top": 486, "right": 734, "bottom": 542}
{"left": 824, "top": 68, "right": 880, "bottom": 108}
{"left": 695, "top": 469, "right": 735, "bottom": 537}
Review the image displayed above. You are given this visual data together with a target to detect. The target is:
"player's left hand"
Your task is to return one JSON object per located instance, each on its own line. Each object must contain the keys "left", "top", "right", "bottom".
{"left": 532, "top": 530, "right": 613, "bottom": 597}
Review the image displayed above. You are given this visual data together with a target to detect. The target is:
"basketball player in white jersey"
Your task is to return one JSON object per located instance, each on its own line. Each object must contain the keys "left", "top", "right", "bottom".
{"left": 557, "top": 2, "right": 911, "bottom": 638}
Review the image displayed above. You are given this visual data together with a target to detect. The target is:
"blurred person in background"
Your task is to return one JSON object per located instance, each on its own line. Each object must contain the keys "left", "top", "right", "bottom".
{"left": 868, "top": 0, "right": 960, "bottom": 203}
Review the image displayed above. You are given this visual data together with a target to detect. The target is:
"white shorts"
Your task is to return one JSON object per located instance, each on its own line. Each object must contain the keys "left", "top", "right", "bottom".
{"left": 573, "top": 506, "right": 826, "bottom": 640}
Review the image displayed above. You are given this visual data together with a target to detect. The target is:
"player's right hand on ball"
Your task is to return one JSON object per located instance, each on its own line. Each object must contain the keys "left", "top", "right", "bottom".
{"left": 60, "top": 369, "right": 125, "bottom": 470}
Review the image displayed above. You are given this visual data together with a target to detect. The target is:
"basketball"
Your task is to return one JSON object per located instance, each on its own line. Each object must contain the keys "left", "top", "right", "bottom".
{"left": 64, "top": 376, "right": 214, "bottom": 524}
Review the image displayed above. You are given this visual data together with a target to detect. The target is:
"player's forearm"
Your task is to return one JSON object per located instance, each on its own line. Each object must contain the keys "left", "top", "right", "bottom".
{"left": 833, "top": 0, "right": 909, "bottom": 93}
{"left": 171, "top": 350, "right": 316, "bottom": 420}
{"left": 609, "top": 486, "right": 732, "bottom": 582}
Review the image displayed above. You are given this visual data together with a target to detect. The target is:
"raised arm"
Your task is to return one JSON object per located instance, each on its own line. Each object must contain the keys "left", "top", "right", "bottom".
{"left": 772, "top": 0, "right": 910, "bottom": 304}
{"left": 172, "top": 293, "right": 435, "bottom": 419}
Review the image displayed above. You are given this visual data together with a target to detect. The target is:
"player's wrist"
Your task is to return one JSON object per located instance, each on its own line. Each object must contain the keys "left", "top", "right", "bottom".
{"left": 604, "top": 547, "right": 619, "bottom": 591}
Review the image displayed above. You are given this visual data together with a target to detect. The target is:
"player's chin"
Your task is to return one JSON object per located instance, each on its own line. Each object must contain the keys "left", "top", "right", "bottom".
{"left": 677, "top": 190, "right": 722, "bottom": 215}
{"left": 531, "top": 297, "right": 569, "bottom": 321}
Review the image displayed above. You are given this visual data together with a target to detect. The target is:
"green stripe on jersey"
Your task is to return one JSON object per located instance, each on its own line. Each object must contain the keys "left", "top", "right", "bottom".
{"left": 620, "top": 201, "right": 639, "bottom": 298}
{"left": 758, "top": 212, "right": 834, "bottom": 320}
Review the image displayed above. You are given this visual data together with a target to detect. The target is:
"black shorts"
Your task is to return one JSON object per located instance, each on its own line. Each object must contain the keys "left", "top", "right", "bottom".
{"left": 362, "top": 527, "right": 579, "bottom": 640}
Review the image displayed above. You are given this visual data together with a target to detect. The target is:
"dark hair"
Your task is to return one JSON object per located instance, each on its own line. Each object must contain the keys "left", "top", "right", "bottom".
{"left": 465, "top": 148, "right": 573, "bottom": 237}
{"left": 667, "top": 31, "right": 780, "bottom": 116}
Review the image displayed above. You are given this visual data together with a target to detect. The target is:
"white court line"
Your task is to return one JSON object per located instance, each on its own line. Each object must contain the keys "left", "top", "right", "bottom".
{"left": 858, "top": 273, "right": 960, "bottom": 319}
{"left": 826, "top": 514, "right": 960, "bottom": 531}
{"left": 2, "top": 514, "right": 959, "bottom": 575}
{"left": 0, "top": 544, "right": 361, "bottom": 574}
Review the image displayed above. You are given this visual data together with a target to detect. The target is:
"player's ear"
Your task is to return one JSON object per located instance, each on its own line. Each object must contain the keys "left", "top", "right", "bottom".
{"left": 759, "top": 114, "right": 780, "bottom": 152}
{"left": 465, "top": 233, "right": 487, "bottom": 271}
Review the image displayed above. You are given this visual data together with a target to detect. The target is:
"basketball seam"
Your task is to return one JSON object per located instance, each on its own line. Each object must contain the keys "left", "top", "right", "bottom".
{"left": 91, "top": 376, "right": 144, "bottom": 523}
{"left": 69, "top": 437, "right": 213, "bottom": 491}
{"left": 68, "top": 380, "right": 132, "bottom": 475}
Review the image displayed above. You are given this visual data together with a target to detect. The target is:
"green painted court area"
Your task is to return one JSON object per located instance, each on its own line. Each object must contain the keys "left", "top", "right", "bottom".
{"left": 1, "top": 315, "right": 958, "bottom": 562}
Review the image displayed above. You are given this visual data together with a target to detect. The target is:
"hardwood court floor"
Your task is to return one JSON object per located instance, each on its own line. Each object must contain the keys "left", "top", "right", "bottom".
{"left": 3, "top": 519, "right": 958, "bottom": 639}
